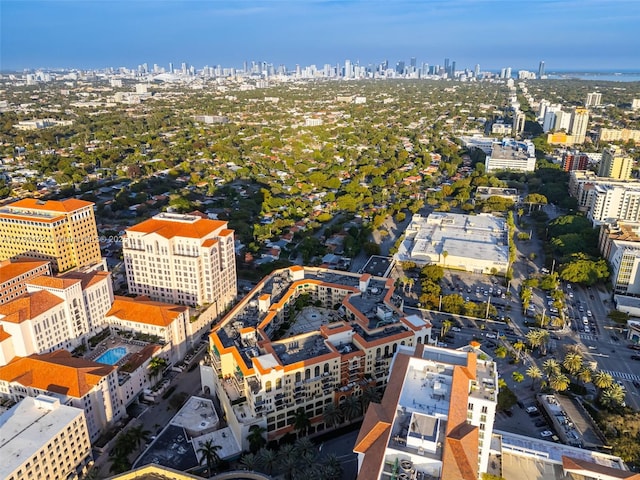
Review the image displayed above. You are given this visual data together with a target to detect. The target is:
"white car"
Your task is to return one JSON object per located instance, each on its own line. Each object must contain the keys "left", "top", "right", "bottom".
{"left": 526, "top": 406, "right": 539, "bottom": 414}
{"left": 485, "top": 333, "right": 497, "bottom": 339}
{"left": 451, "top": 327, "right": 462, "bottom": 332}
{"left": 587, "top": 310, "right": 592, "bottom": 317}
{"left": 540, "top": 430, "right": 554, "bottom": 438}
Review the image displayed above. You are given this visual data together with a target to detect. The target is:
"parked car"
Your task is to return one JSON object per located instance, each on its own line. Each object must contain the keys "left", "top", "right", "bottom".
{"left": 526, "top": 406, "right": 539, "bottom": 414}
{"left": 630, "top": 355, "right": 640, "bottom": 361}
{"left": 540, "top": 430, "right": 554, "bottom": 438}
{"left": 451, "top": 327, "right": 462, "bottom": 332}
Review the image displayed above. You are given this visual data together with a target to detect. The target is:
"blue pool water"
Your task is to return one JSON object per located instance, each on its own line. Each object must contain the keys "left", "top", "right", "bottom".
{"left": 96, "top": 346, "right": 128, "bottom": 365}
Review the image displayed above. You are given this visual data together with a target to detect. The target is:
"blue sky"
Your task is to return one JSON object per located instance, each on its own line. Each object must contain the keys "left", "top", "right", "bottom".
{"left": 1, "top": 0, "right": 639, "bottom": 71}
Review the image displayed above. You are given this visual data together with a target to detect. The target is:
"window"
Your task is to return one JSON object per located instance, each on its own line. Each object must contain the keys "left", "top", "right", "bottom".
{"left": 468, "top": 402, "right": 474, "bottom": 411}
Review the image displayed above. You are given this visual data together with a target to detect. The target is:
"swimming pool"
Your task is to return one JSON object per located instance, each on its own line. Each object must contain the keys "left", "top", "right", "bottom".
{"left": 95, "top": 346, "right": 128, "bottom": 365}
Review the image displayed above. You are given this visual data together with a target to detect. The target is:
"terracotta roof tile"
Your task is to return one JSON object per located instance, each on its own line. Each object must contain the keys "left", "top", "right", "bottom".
{"left": 442, "top": 423, "right": 479, "bottom": 480}
{"left": 7, "top": 198, "right": 94, "bottom": 213}
{"left": 120, "top": 344, "right": 161, "bottom": 373}
{"left": 27, "top": 276, "right": 80, "bottom": 289}
{"left": 0, "top": 350, "right": 115, "bottom": 398}
{"left": 60, "top": 270, "right": 110, "bottom": 289}
{"left": 126, "top": 216, "right": 227, "bottom": 240}
{"left": 562, "top": 455, "right": 640, "bottom": 479}
{"left": 106, "top": 296, "right": 188, "bottom": 327}
{"left": 0, "top": 326, "right": 11, "bottom": 342}
{"left": 0, "top": 290, "right": 65, "bottom": 323}
{"left": 0, "top": 260, "right": 50, "bottom": 284}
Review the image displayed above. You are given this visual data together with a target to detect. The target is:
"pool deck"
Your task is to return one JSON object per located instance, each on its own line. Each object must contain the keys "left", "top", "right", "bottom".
{"left": 87, "top": 334, "right": 148, "bottom": 367}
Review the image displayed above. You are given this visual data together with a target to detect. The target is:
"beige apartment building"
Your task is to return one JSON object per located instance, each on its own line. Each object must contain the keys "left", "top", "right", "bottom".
{"left": 123, "top": 212, "right": 237, "bottom": 308}
{"left": 201, "top": 266, "right": 432, "bottom": 449}
{"left": 598, "top": 146, "right": 633, "bottom": 180}
{"left": 0, "top": 198, "right": 101, "bottom": 272}
{"left": 0, "top": 395, "right": 92, "bottom": 480}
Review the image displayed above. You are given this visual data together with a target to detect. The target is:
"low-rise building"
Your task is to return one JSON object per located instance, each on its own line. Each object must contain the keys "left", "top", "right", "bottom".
{"left": 201, "top": 266, "right": 432, "bottom": 447}
{"left": 0, "top": 395, "right": 92, "bottom": 480}
{"left": 475, "top": 186, "right": 520, "bottom": 203}
{"left": 0, "top": 350, "right": 123, "bottom": 441}
{"left": 484, "top": 138, "right": 536, "bottom": 172}
{"left": 394, "top": 212, "right": 510, "bottom": 274}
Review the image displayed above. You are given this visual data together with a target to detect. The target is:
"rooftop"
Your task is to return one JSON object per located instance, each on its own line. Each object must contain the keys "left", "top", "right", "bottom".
{"left": 107, "top": 296, "right": 188, "bottom": 327}
{"left": 3, "top": 198, "right": 94, "bottom": 214}
{"left": 0, "top": 395, "right": 85, "bottom": 479}
{"left": 0, "top": 260, "right": 50, "bottom": 285}
{"left": 170, "top": 396, "right": 219, "bottom": 438}
{"left": 125, "top": 213, "right": 227, "bottom": 240}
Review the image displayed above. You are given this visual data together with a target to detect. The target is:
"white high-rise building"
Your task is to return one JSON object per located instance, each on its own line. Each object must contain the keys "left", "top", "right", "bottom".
{"left": 554, "top": 109, "right": 572, "bottom": 132}
{"left": 0, "top": 395, "right": 92, "bottom": 480}
{"left": 344, "top": 59, "right": 352, "bottom": 79}
{"left": 586, "top": 92, "right": 602, "bottom": 107}
{"left": 569, "top": 107, "right": 589, "bottom": 144}
{"left": 123, "top": 213, "right": 237, "bottom": 308}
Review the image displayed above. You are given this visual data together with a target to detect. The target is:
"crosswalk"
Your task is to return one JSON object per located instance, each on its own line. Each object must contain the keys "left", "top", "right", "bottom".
{"left": 579, "top": 333, "right": 598, "bottom": 341}
{"left": 602, "top": 370, "right": 640, "bottom": 382}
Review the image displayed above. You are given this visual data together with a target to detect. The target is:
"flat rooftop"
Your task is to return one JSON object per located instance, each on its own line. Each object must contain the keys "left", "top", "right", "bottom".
{"left": 0, "top": 396, "right": 85, "bottom": 479}
{"left": 134, "top": 424, "right": 198, "bottom": 472}
{"left": 170, "top": 396, "right": 219, "bottom": 438}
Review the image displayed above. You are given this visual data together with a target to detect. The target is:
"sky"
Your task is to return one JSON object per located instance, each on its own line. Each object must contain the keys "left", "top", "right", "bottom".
{"left": 1, "top": 0, "right": 639, "bottom": 72}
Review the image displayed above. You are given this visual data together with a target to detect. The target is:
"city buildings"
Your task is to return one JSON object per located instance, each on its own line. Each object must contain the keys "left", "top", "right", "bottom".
{"left": 598, "top": 146, "right": 633, "bottom": 180}
{"left": 353, "top": 343, "right": 498, "bottom": 480}
{"left": 123, "top": 212, "right": 237, "bottom": 308}
{"left": 0, "top": 350, "right": 124, "bottom": 441}
{"left": 0, "top": 259, "right": 51, "bottom": 305}
{"left": 569, "top": 107, "right": 589, "bottom": 144}
{"left": 0, "top": 269, "right": 113, "bottom": 364}
{"left": 562, "top": 151, "right": 589, "bottom": 172}
{"left": 0, "top": 395, "right": 92, "bottom": 480}
{"left": 201, "top": 266, "right": 432, "bottom": 447}
{"left": 394, "top": 212, "right": 510, "bottom": 274}
{"left": 484, "top": 139, "right": 536, "bottom": 172}
{"left": 599, "top": 220, "right": 640, "bottom": 296}
{"left": 599, "top": 127, "right": 640, "bottom": 143}
{"left": 0, "top": 198, "right": 102, "bottom": 272}
{"left": 585, "top": 92, "right": 602, "bottom": 107}
{"left": 105, "top": 295, "right": 190, "bottom": 365}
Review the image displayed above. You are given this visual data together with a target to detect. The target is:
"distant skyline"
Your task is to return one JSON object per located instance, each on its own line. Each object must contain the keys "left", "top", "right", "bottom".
{"left": 1, "top": 0, "right": 639, "bottom": 71}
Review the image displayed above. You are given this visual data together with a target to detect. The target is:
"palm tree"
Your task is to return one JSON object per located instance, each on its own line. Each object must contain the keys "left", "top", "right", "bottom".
{"left": 513, "top": 340, "right": 526, "bottom": 361}
{"left": 108, "top": 455, "right": 131, "bottom": 475}
{"left": 360, "top": 386, "right": 381, "bottom": 412}
{"left": 321, "top": 453, "right": 343, "bottom": 480}
{"left": 526, "top": 365, "right": 542, "bottom": 390}
{"left": 279, "top": 444, "right": 300, "bottom": 480}
{"left": 323, "top": 402, "right": 343, "bottom": 429}
{"left": 577, "top": 367, "right": 592, "bottom": 385}
{"left": 442, "top": 250, "right": 448, "bottom": 268}
{"left": 247, "top": 425, "right": 267, "bottom": 453}
{"left": 600, "top": 384, "right": 626, "bottom": 408}
{"left": 526, "top": 330, "right": 543, "bottom": 352}
{"left": 538, "top": 330, "right": 550, "bottom": 355}
{"left": 441, "top": 319, "right": 453, "bottom": 338}
{"left": 240, "top": 452, "right": 259, "bottom": 471}
{"left": 341, "top": 395, "right": 362, "bottom": 423}
{"left": 543, "top": 359, "right": 561, "bottom": 377}
{"left": 563, "top": 352, "right": 583, "bottom": 378}
{"left": 197, "top": 439, "right": 222, "bottom": 475}
{"left": 550, "top": 316, "right": 564, "bottom": 329}
{"left": 294, "top": 437, "right": 317, "bottom": 463}
{"left": 549, "top": 373, "right": 570, "bottom": 392}
{"left": 127, "top": 424, "right": 150, "bottom": 449}
{"left": 494, "top": 345, "right": 508, "bottom": 359}
{"left": 593, "top": 371, "right": 614, "bottom": 390}
{"left": 512, "top": 371, "right": 525, "bottom": 383}
{"left": 148, "top": 356, "right": 167, "bottom": 383}
{"left": 293, "top": 407, "right": 311, "bottom": 438}
{"left": 256, "top": 447, "right": 277, "bottom": 475}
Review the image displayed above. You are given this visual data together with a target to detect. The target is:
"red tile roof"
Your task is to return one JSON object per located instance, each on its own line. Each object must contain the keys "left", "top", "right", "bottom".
{"left": 562, "top": 456, "right": 640, "bottom": 479}
{"left": 0, "top": 260, "right": 50, "bottom": 284}
{"left": 8, "top": 198, "right": 94, "bottom": 213}
{"left": 0, "top": 326, "right": 11, "bottom": 342}
{"left": 106, "top": 296, "right": 188, "bottom": 327}
{"left": 27, "top": 276, "right": 80, "bottom": 289}
{"left": 126, "top": 216, "right": 227, "bottom": 240}
{"left": 0, "top": 290, "right": 64, "bottom": 323}
{"left": 60, "top": 270, "right": 110, "bottom": 289}
{"left": 0, "top": 350, "right": 115, "bottom": 398}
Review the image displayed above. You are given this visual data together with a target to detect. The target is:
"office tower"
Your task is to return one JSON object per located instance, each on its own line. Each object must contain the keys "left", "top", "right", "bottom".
{"left": 505, "top": 66, "right": 512, "bottom": 79}
{"left": 169, "top": 62, "right": 174, "bottom": 73}
{"left": 569, "top": 107, "right": 589, "bottom": 144}
{"left": 500, "top": 67, "right": 507, "bottom": 79}
{"left": 598, "top": 146, "right": 633, "bottom": 180}
{"left": 554, "top": 110, "right": 572, "bottom": 132}
{"left": 345, "top": 59, "right": 352, "bottom": 78}
{"left": 181, "top": 62, "right": 187, "bottom": 75}
{"left": 0, "top": 198, "right": 101, "bottom": 272}
{"left": 410, "top": 57, "right": 416, "bottom": 68}
{"left": 444, "top": 57, "right": 450, "bottom": 73}
{"left": 396, "top": 61, "right": 405, "bottom": 75}
{"left": 0, "top": 395, "right": 92, "bottom": 480}
{"left": 562, "top": 151, "right": 589, "bottom": 171}
{"left": 243, "top": 60, "right": 248, "bottom": 73}
{"left": 586, "top": 92, "right": 602, "bottom": 107}
{"left": 450, "top": 61, "right": 456, "bottom": 77}
{"left": 538, "top": 60, "right": 545, "bottom": 78}
{"left": 475, "top": 64, "right": 481, "bottom": 77}
{"left": 513, "top": 111, "right": 526, "bottom": 135}
{"left": 354, "top": 343, "right": 498, "bottom": 479}
{"left": 123, "top": 212, "right": 237, "bottom": 308}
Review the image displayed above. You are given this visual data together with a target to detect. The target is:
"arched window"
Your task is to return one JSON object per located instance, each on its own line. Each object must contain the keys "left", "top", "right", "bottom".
{"left": 324, "top": 363, "right": 330, "bottom": 373}
{"left": 276, "top": 378, "right": 282, "bottom": 389}
{"left": 305, "top": 369, "right": 311, "bottom": 380}
{"left": 314, "top": 366, "right": 320, "bottom": 377}
{"left": 295, "top": 372, "right": 301, "bottom": 383}
{"left": 265, "top": 381, "right": 272, "bottom": 393}
{"left": 417, "top": 336, "right": 422, "bottom": 344}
